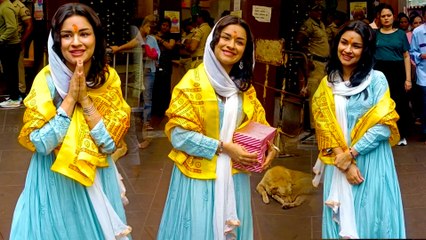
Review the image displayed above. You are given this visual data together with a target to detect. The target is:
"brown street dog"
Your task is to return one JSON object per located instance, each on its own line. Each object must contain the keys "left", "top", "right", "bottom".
{"left": 256, "top": 165, "right": 315, "bottom": 209}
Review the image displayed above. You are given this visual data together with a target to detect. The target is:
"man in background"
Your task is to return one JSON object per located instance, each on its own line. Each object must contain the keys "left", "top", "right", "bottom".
{"left": 12, "top": 0, "right": 33, "bottom": 97}
{"left": 185, "top": 10, "right": 212, "bottom": 70}
{"left": 0, "top": 0, "right": 21, "bottom": 108}
{"left": 296, "top": 4, "right": 330, "bottom": 132}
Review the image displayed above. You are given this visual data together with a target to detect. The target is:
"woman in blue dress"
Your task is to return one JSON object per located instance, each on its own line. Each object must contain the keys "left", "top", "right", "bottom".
{"left": 157, "top": 15, "right": 278, "bottom": 240}
{"left": 10, "top": 3, "right": 132, "bottom": 239}
{"left": 312, "top": 20, "right": 406, "bottom": 238}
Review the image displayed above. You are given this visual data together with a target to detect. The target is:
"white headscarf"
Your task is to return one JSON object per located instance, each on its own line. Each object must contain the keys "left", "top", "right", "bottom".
{"left": 47, "top": 31, "right": 73, "bottom": 99}
{"left": 203, "top": 17, "right": 253, "bottom": 239}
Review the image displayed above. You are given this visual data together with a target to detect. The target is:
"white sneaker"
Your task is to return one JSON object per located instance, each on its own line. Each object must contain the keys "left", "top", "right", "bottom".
{"left": 397, "top": 138, "right": 407, "bottom": 146}
{"left": 0, "top": 98, "right": 21, "bottom": 108}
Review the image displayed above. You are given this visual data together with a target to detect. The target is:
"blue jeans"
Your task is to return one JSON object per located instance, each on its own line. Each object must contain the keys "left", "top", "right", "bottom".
{"left": 143, "top": 71, "right": 155, "bottom": 123}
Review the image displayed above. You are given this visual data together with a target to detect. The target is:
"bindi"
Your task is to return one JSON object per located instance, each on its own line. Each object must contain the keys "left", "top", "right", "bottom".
{"left": 348, "top": 38, "right": 353, "bottom": 45}
{"left": 72, "top": 24, "right": 78, "bottom": 33}
{"left": 232, "top": 31, "right": 237, "bottom": 38}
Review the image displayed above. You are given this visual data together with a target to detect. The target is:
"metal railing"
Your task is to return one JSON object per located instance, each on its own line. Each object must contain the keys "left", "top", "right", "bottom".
{"left": 110, "top": 48, "right": 144, "bottom": 112}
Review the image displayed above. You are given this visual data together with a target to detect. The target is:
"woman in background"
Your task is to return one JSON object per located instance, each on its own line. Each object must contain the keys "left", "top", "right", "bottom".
{"left": 157, "top": 15, "right": 278, "bottom": 240}
{"left": 10, "top": 3, "right": 132, "bottom": 239}
{"left": 152, "top": 17, "right": 176, "bottom": 119}
{"left": 312, "top": 20, "right": 405, "bottom": 239}
{"left": 374, "top": 4, "right": 411, "bottom": 146}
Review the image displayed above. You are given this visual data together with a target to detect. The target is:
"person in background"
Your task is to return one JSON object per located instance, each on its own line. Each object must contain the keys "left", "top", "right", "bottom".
{"left": 374, "top": 4, "right": 411, "bottom": 146}
{"left": 410, "top": 11, "right": 426, "bottom": 144}
{"left": 177, "top": 17, "right": 196, "bottom": 71}
{"left": 0, "top": 0, "right": 21, "bottom": 108}
{"left": 111, "top": 17, "right": 160, "bottom": 133}
{"left": 185, "top": 9, "right": 212, "bottom": 70}
{"left": 157, "top": 15, "right": 278, "bottom": 240}
{"left": 326, "top": 10, "right": 347, "bottom": 46}
{"left": 152, "top": 17, "right": 176, "bottom": 119}
{"left": 408, "top": 12, "right": 424, "bottom": 126}
{"left": 369, "top": 3, "right": 385, "bottom": 30}
{"left": 397, "top": 12, "right": 411, "bottom": 41}
{"left": 410, "top": 13, "right": 423, "bottom": 30}
{"left": 12, "top": 0, "right": 33, "bottom": 97}
{"left": 312, "top": 20, "right": 405, "bottom": 239}
{"left": 296, "top": 3, "right": 330, "bottom": 133}
{"left": 9, "top": 3, "right": 132, "bottom": 239}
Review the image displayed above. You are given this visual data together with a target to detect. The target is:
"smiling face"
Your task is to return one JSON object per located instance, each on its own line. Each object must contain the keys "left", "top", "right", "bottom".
{"left": 337, "top": 30, "right": 363, "bottom": 77}
{"left": 213, "top": 24, "right": 247, "bottom": 73}
{"left": 60, "top": 15, "right": 95, "bottom": 71}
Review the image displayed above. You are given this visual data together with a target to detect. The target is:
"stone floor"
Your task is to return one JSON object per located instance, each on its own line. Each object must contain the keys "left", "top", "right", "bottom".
{"left": 0, "top": 107, "right": 426, "bottom": 240}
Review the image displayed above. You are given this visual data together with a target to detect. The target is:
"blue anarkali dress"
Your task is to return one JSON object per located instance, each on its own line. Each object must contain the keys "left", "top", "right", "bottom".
{"left": 321, "top": 71, "right": 406, "bottom": 238}
{"left": 9, "top": 73, "right": 131, "bottom": 240}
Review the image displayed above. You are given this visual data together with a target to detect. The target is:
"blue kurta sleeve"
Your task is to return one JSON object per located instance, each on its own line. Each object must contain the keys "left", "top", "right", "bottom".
{"left": 352, "top": 124, "right": 391, "bottom": 156}
{"left": 171, "top": 126, "right": 219, "bottom": 160}
{"left": 30, "top": 107, "right": 70, "bottom": 155}
{"left": 351, "top": 71, "right": 393, "bottom": 156}
{"left": 90, "top": 120, "right": 117, "bottom": 154}
{"left": 30, "top": 76, "right": 117, "bottom": 155}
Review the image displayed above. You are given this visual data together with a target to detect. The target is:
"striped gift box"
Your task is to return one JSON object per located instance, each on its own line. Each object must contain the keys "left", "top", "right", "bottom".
{"left": 232, "top": 121, "right": 276, "bottom": 172}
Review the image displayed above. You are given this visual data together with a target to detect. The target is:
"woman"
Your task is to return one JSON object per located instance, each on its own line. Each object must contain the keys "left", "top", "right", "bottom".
{"left": 397, "top": 12, "right": 412, "bottom": 42}
{"left": 312, "top": 20, "right": 405, "bottom": 239}
{"left": 152, "top": 17, "right": 176, "bottom": 119}
{"left": 157, "top": 15, "right": 278, "bottom": 240}
{"left": 10, "top": 3, "right": 132, "bottom": 239}
{"left": 411, "top": 13, "right": 423, "bottom": 30}
{"left": 111, "top": 17, "right": 160, "bottom": 131}
{"left": 374, "top": 4, "right": 412, "bottom": 146}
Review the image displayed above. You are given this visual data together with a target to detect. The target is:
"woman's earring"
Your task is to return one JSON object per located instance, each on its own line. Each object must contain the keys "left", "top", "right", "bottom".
{"left": 239, "top": 61, "right": 244, "bottom": 70}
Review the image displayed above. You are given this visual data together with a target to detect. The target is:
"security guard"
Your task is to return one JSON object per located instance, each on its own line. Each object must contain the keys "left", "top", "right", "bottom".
{"left": 296, "top": 4, "right": 330, "bottom": 132}
{"left": 185, "top": 10, "right": 212, "bottom": 70}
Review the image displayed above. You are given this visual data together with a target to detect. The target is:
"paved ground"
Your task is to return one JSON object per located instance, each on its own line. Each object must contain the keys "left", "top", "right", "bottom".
{"left": 0, "top": 107, "right": 426, "bottom": 240}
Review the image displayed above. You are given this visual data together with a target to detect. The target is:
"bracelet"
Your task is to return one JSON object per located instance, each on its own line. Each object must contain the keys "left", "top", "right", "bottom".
{"left": 271, "top": 143, "right": 280, "bottom": 152}
{"left": 216, "top": 140, "right": 223, "bottom": 155}
{"left": 83, "top": 103, "right": 96, "bottom": 116}
{"left": 348, "top": 147, "right": 356, "bottom": 161}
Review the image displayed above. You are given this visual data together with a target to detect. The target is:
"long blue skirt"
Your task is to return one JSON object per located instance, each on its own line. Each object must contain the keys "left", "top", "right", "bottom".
{"left": 322, "top": 142, "right": 406, "bottom": 238}
{"left": 157, "top": 165, "right": 253, "bottom": 240}
{"left": 10, "top": 152, "right": 130, "bottom": 240}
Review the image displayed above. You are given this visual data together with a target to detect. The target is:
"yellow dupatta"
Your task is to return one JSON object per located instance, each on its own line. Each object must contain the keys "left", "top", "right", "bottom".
{"left": 165, "top": 63, "right": 269, "bottom": 179}
{"left": 18, "top": 66, "right": 131, "bottom": 186}
{"left": 312, "top": 76, "right": 400, "bottom": 165}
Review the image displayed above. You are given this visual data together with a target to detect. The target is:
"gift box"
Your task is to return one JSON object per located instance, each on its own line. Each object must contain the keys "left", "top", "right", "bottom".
{"left": 232, "top": 121, "right": 276, "bottom": 172}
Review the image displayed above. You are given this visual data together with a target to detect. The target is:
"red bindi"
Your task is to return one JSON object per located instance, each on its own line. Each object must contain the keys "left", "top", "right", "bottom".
{"left": 72, "top": 24, "right": 78, "bottom": 33}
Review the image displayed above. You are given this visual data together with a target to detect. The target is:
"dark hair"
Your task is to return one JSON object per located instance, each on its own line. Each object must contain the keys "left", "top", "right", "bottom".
{"left": 159, "top": 17, "right": 172, "bottom": 28}
{"left": 409, "top": 13, "right": 423, "bottom": 24}
{"left": 51, "top": 3, "right": 108, "bottom": 88}
{"left": 326, "top": 20, "right": 376, "bottom": 94}
{"left": 380, "top": 4, "right": 394, "bottom": 16}
{"left": 198, "top": 10, "right": 211, "bottom": 23}
{"left": 210, "top": 15, "right": 254, "bottom": 92}
{"left": 397, "top": 12, "right": 409, "bottom": 21}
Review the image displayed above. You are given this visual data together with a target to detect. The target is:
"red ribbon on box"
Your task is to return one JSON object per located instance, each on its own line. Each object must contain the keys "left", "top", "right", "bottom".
{"left": 233, "top": 122, "right": 276, "bottom": 172}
